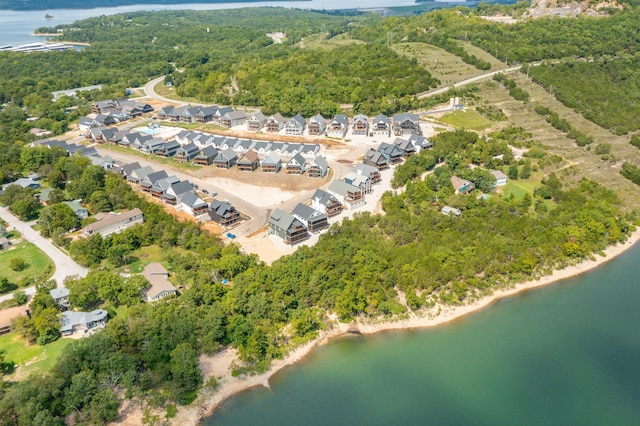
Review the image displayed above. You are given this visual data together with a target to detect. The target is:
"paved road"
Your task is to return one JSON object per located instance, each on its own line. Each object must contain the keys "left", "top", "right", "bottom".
{"left": 0, "top": 207, "right": 88, "bottom": 289}
{"left": 144, "top": 76, "right": 187, "bottom": 105}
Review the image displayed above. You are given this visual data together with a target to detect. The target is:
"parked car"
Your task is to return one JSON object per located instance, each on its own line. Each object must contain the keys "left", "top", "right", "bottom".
{"left": 202, "top": 189, "right": 209, "bottom": 195}
{"left": 226, "top": 233, "right": 236, "bottom": 239}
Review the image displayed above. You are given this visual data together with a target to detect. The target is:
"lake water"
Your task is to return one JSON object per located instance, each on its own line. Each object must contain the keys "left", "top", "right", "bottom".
{"left": 206, "top": 242, "right": 640, "bottom": 425}
{"left": 0, "top": 0, "right": 420, "bottom": 46}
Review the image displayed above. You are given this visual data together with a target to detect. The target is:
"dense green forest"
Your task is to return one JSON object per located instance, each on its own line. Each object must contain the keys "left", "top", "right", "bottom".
{"left": 529, "top": 58, "right": 640, "bottom": 134}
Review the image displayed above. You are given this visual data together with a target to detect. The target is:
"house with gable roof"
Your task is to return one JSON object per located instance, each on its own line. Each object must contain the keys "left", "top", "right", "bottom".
{"left": 220, "top": 111, "right": 247, "bottom": 128}
{"left": 262, "top": 152, "right": 282, "bottom": 173}
{"left": 393, "top": 137, "right": 417, "bottom": 157}
{"left": 253, "top": 141, "right": 272, "bottom": 155}
{"left": 150, "top": 176, "right": 180, "bottom": 198}
{"left": 156, "top": 140, "right": 181, "bottom": 157}
{"left": 408, "top": 134, "right": 432, "bottom": 152}
{"left": 127, "top": 166, "right": 154, "bottom": 184}
{"left": 362, "top": 148, "right": 389, "bottom": 170}
{"left": 180, "top": 191, "right": 208, "bottom": 216}
{"left": 175, "top": 143, "right": 200, "bottom": 163}
{"left": 163, "top": 180, "right": 194, "bottom": 205}
{"left": 372, "top": 114, "right": 391, "bottom": 136}
{"left": 300, "top": 143, "right": 320, "bottom": 158}
{"left": 193, "top": 146, "right": 218, "bottom": 166}
{"left": 286, "top": 153, "right": 306, "bottom": 174}
{"left": 140, "top": 170, "right": 168, "bottom": 193}
{"left": 308, "top": 114, "right": 326, "bottom": 136}
{"left": 285, "top": 114, "right": 306, "bottom": 136}
{"left": 247, "top": 111, "right": 267, "bottom": 131}
{"left": 393, "top": 112, "right": 422, "bottom": 136}
{"left": 142, "top": 263, "right": 177, "bottom": 302}
{"left": 140, "top": 138, "right": 165, "bottom": 155}
{"left": 119, "top": 162, "right": 141, "bottom": 179}
{"left": 237, "top": 150, "right": 260, "bottom": 172}
{"left": 83, "top": 208, "right": 143, "bottom": 237}
{"left": 50, "top": 287, "right": 70, "bottom": 310}
{"left": 307, "top": 156, "right": 328, "bottom": 178}
{"left": 352, "top": 114, "right": 369, "bottom": 135}
{"left": 292, "top": 203, "right": 328, "bottom": 233}
{"left": 327, "top": 114, "right": 349, "bottom": 138}
{"left": 343, "top": 172, "right": 372, "bottom": 194}
{"left": 377, "top": 142, "right": 404, "bottom": 165}
{"left": 208, "top": 199, "right": 241, "bottom": 227}
{"left": 355, "top": 163, "right": 381, "bottom": 184}
{"left": 266, "top": 113, "right": 286, "bottom": 132}
{"left": 328, "top": 179, "right": 365, "bottom": 209}
{"left": 60, "top": 309, "right": 108, "bottom": 336}
{"left": 310, "top": 188, "right": 343, "bottom": 217}
{"left": 214, "top": 148, "right": 238, "bottom": 169}
{"left": 451, "top": 176, "right": 475, "bottom": 194}
{"left": 269, "top": 209, "right": 309, "bottom": 245}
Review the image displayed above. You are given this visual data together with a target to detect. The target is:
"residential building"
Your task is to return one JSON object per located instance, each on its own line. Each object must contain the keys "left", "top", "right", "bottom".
{"left": 50, "top": 287, "right": 70, "bottom": 309}
{"left": 327, "top": 114, "right": 349, "bottom": 138}
{"left": 442, "top": 206, "right": 462, "bottom": 216}
{"left": 82, "top": 208, "right": 144, "bottom": 237}
{"left": 163, "top": 181, "right": 194, "bottom": 205}
{"left": 286, "top": 153, "right": 306, "bottom": 174}
{"left": 291, "top": 203, "right": 328, "bottom": 233}
{"left": 174, "top": 143, "right": 200, "bottom": 163}
{"left": 266, "top": 113, "right": 286, "bottom": 132}
{"left": 285, "top": 114, "right": 306, "bottom": 136}
{"left": 237, "top": 150, "right": 260, "bottom": 172}
{"left": 140, "top": 170, "right": 168, "bottom": 193}
{"left": 311, "top": 188, "right": 343, "bottom": 217}
{"left": 327, "top": 179, "right": 365, "bottom": 209}
{"left": 142, "top": 263, "right": 178, "bottom": 302}
{"left": 213, "top": 148, "right": 238, "bottom": 169}
{"left": 262, "top": 152, "right": 282, "bottom": 173}
{"left": 220, "top": 111, "right": 247, "bottom": 128}
{"left": 371, "top": 114, "right": 391, "bottom": 136}
{"left": 393, "top": 112, "right": 422, "bottom": 136}
{"left": 208, "top": 200, "right": 241, "bottom": 227}
{"left": 269, "top": 209, "right": 309, "bottom": 245}
{"left": 156, "top": 140, "right": 181, "bottom": 157}
{"left": 491, "top": 170, "right": 508, "bottom": 187}
{"left": 60, "top": 309, "right": 108, "bottom": 336}
{"left": 127, "top": 166, "right": 154, "bottom": 184}
{"left": 247, "top": 111, "right": 267, "bottom": 131}
{"left": 355, "top": 163, "right": 381, "bottom": 184}
{"left": 451, "top": 176, "right": 475, "bottom": 194}
{"left": 193, "top": 146, "right": 218, "bottom": 166}
{"left": 377, "top": 142, "right": 404, "bottom": 165}
{"left": 308, "top": 114, "right": 326, "bottom": 135}
{"left": 150, "top": 176, "right": 180, "bottom": 198}
{"left": 180, "top": 191, "right": 208, "bottom": 216}
{"left": 63, "top": 201, "right": 89, "bottom": 220}
{"left": 307, "top": 156, "right": 328, "bottom": 178}
{"left": 352, "top": 114, "right": 369, "bottom": 135}
{"left": 362, "top": 149, "right": 389, "bottom": 170}
{"left": 343, "top": 172, "right": 372, "bottom": 194}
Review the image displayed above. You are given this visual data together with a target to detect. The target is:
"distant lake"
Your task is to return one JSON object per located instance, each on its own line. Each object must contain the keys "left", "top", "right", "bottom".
{"left": 0, "top": 0, "right": 420, "bottom": 46}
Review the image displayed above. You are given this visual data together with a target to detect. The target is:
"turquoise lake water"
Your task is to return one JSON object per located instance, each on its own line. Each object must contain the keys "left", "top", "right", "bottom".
{"left": 206, "top": 242, "right": 640, "bottom": 425}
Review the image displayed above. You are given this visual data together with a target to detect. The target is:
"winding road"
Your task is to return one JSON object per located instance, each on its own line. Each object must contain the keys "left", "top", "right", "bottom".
{"left": 0, "top": 207, "right": 88, "bottom": 302}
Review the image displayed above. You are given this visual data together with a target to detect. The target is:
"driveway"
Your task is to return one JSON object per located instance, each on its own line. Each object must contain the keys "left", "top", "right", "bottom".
{"left": 0, "top": 207, "right": 88, "bottom": 288}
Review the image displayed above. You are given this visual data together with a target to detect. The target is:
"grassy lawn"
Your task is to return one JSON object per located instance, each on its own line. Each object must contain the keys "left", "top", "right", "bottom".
{"left": 109, "top": 244, "right": 176, "bottom": 274}
{"left": 392, "top": 42, "right": 481, "bottom": 86}
{"left": 437, "top": 109, "right": 494, "bottom": 131}
{"left": 153, "top": 80, "right": 203, "bottom": 104}
{"left": 0, "top": 333, "right": 72, "bottom": 379}
{"left": 0, "top": 241, "right": 54, "bottom": 287}
{"left": 98, "top": 143, "right": 201, "bottom": 172}
{"left": 298, "top": 33, "right": 366, "bottom": 50}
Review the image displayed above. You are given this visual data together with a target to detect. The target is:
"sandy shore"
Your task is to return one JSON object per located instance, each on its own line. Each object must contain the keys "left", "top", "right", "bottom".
{"left": 165, "top": 228, "right": 640, "bottom": 425}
